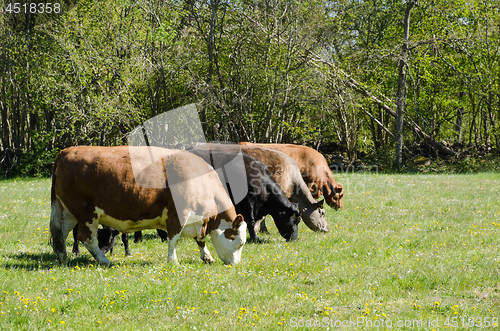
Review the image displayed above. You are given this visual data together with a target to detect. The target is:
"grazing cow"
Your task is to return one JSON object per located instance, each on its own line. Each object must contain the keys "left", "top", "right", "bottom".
{"left": 188, "top": 143, "right": 329, "bottom": 232}
{"left": 189, "top": 150, "right": 301, "bottom": 242}
{"left": 72, "top": 224, "right": 131, "bottom": 256}
{"left": 50, "top": 146, "right": 246, "bottom": 266}
{"left": 239, "top": 143, "right": 344, "bottom": 209}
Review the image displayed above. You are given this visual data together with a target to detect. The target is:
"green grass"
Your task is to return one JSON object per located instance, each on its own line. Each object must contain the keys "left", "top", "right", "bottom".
{"left": 0, "top": 173, "right": 499, "bottom": 330}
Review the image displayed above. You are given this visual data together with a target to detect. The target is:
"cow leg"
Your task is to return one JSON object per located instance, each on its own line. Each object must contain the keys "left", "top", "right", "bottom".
{"left": 72, "top": 224, "right": 80, "bottom": 255}
{"left": 252, "top": 218, "right": 268, "bottom": 243}
{"left": 246, "top": 204, "right": 260, "bottom": 243}
{"left": 50, "top": 200, "right": 77, "bottom": 264}
{"left": 167, "top": 232, "right": 181, "bottom": 264}
{"left": 194, "top": 239, "right": 215, "bottom": 263}
{"left": 247, "top": 217, "right": 260, "bottom": 243}
{"left": 77, "top": 217, "right": 110, "bottom": 266}
{"left": 236, "top": 201, "right": 259, "bottom": 242}
{"left": 83, "top": 238, "right": 110, "bottom": 266}
{"left": 258, "top": 217, "right": 269, "bottom": 234}
{"left": 122, "top": 233, "right": 131, "bottom": 256}
{"left": 134, "top": 231, "right": 143, "bottom": 243}
{"left": 157, "top": 229, "right": 168, "bottom": 242}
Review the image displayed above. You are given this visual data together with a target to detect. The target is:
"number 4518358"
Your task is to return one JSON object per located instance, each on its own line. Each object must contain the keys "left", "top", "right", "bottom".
{"left": 3, "top": 2, "right": 61, "bottom": 14}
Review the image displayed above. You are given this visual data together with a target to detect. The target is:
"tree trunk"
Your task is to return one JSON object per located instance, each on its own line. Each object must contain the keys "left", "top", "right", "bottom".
{"left": 394, "top": 0, "right": 416, "bottom": 169}
{"left": 455, "top": 107, "right": 464, "bottom": 144}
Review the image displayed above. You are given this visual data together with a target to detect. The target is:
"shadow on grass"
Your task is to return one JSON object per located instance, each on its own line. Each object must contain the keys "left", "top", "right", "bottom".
{"left": 1, "top": 252, "right": 97, "bottom": 270}
{"left": 247, "top": 237, "right": 274, "bottom": 244}
{"left": 0, "top": 252, "right": 155, "bottom": 269}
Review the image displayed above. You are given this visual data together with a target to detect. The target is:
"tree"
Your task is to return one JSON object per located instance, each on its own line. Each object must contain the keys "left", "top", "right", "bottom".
{"left": 395, "top": 0, "right": 417, "bottom": 169}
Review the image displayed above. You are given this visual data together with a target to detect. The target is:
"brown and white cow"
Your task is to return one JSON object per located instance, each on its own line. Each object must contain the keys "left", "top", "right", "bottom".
{"left": 189, "top": 143, "right": 329, "bottom": 232}
{"left": 50, "top": 146, "right": 246, "bottom": 266}
{"left": 239, "top": 143, "right": 344, "bottom": 209}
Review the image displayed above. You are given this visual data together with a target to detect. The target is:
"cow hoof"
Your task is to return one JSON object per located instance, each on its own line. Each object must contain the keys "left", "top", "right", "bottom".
{"left": 125, "top": 251, "right": 132, "bottom": 256}
{"left": 202, "top": 257, "right": 215, "bottom": 264}
{"left": 248, "top": 237, "right": 262, "bottom": 244}
{"left": 167, "top": 258, "right": 180, "bottom": 264}
{"left": 56, "top": 253, "right": 68, "bottom": 265}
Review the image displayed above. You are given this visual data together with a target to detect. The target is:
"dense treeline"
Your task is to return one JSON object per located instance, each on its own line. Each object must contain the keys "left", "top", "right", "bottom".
{"left": 0, "top": 0, "right": 499, "bottom": 176}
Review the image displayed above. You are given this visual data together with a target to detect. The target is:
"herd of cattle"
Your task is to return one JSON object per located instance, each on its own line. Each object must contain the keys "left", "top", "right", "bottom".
{"left": 49, "top": 143, "right": 344, "bottom": 266}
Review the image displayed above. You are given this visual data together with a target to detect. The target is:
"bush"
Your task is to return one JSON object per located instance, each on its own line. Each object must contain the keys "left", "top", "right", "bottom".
{"left": 17, "top": 132, "right": 60, "bottom": 178}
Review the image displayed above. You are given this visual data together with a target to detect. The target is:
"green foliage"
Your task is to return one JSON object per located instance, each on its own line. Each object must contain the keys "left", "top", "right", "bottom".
{"left": 18, "top": 133, "right": 60, "bottom": 178}
{"left": 0, "top": 0, "right": 499, "bottom": 172}
{"left": 454, "top": 155, "right": 500, "bottom": 173}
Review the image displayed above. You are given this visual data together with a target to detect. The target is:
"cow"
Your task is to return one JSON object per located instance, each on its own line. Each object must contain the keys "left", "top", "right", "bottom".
{"left": 72, "top": 224, "right": 131, "bottom": 256}
{"left": 50, "top": 146, "right": 246, "bottom": 266}
{"left": 239, "top": 142, "right": 344, "bottom": 209}
{"left": 189, "top": 150, "right": 301, "bottom": 242}
{"left": 188, "top": 143, "right": 329, "bottom": 232}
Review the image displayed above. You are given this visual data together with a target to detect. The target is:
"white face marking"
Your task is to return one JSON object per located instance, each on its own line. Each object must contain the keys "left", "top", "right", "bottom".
{"left": 93, "top": 206, "right": 169, "bottom": 233}
{"left": 210, "top": 219, "right": 246, "bottom": 265}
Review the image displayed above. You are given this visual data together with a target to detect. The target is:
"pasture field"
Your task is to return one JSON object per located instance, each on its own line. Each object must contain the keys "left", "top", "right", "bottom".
{"left": 0, "top": 173, "right": 499, "bottom": 330}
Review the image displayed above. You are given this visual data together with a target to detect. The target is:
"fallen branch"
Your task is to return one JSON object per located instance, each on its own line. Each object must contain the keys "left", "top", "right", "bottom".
{"left": 309, "top": 51, "right": 455, "bottom": 156}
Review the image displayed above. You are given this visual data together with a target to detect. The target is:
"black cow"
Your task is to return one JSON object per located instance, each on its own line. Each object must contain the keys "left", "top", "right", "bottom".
{"left": 132, "top": 229, "right": 168, "bottom": 243}
{"left": 72, "top": 226, "right": 168, "bottom": 256}
{"left": 189, "top": 150, "right": 301, "bottom": 242}
{"left": 72, "top": 224, "right": 131, "bottom": 256}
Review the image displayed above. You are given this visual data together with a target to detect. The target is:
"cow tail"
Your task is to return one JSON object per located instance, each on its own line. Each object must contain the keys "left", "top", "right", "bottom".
{"left": 49, "top": 152, "right": 62, "bottom": 248}
{"left": 51, "top": 152, "right": 62, "bottom": 203}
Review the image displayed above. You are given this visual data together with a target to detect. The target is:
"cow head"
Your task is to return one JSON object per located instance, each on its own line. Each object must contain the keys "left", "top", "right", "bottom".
{"left": 97, "top": 226, "right": 121, "bottom": 254}
{"left": 274, "top": 202, "right": 301, "bottom": 241}
{"left": 326, "top": 183, "right": 344, "bottom": 210}
{"left": 210, "top": 215, "right": 246, "bottom": 264}
{"left": 300, "top": 199, "right": 329, "bottom": 232}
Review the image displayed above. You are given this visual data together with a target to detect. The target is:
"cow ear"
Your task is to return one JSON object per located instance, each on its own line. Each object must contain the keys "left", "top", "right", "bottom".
{"left": 309, "top": 183, "right": 321, "bottom": 198}
{"left": 335, "top": 183, "right": 343, "bottom": 194}
{"left": 232, "top": 214, "right": 244, "bottom": 229}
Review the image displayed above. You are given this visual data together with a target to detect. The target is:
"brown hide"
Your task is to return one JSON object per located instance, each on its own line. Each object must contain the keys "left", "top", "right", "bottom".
{"left": 53, "top": 146, "right": 239, "bottom": 243}
{"left": 239, "top": 143, "right": 343, "bottom": 209}
{"left": 189, "top": 143, "right": 329, "bottom": 232}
